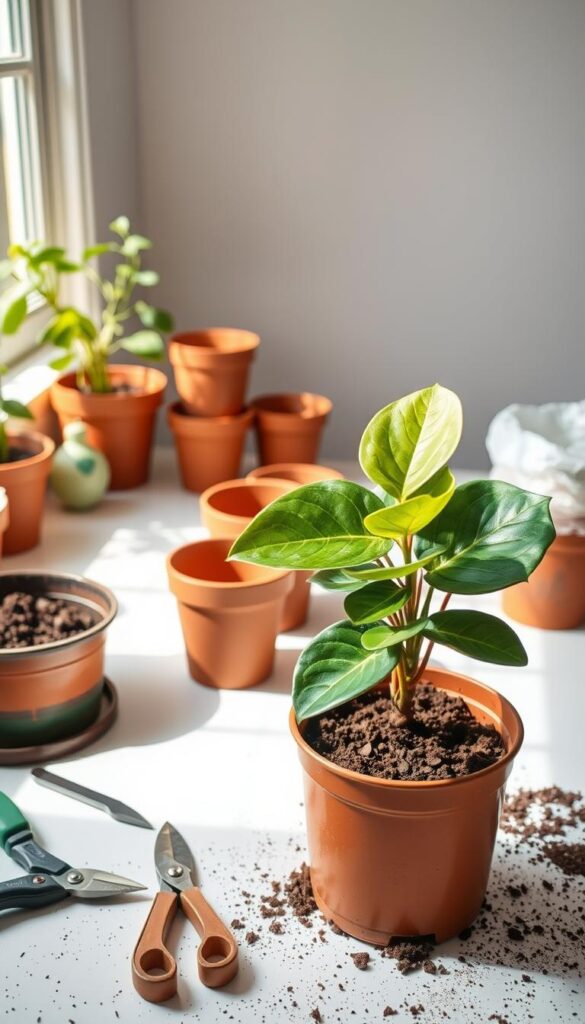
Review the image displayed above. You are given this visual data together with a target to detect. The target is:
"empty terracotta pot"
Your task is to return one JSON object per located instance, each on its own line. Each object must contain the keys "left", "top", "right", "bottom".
{"left": 0, "top": 488, "right": 9, "bottom": 558}
{"left": 167, "top": 401, "right": 253, "bottom": 493}
{"left": 502, "top": 534, "right": 585, "bottom": 629}
{"left": 252, "top": 393, "right": 332, "bottom": 465}
{"left": 0, "top": 572, "right": 117, "bottom": 747}
{"left": 50, "top": 365, "right": 167, "bottom": 490}
{"left": 169, "top": 329, "right": 260, "bottom": 417}
{"left": 199, "top": 478, "right": 309, "bottom": 631}
{"left": 167, "top": 538, "right": 292, "bottom": 689}
{"left": 247, "top": 462, "right": 344, "bottom": 485}
{"left": 290, "top": 666, "right": 523, "bottom": 945}
{"left": 0, "top": 432, "right": 54, "bottom": 555}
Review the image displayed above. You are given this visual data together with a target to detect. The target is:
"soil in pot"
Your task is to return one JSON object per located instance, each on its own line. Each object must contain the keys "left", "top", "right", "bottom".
{"left": 0, "top": 592, "right": 97, "bottom": 649}
{"left": 304, "top": 684, "right": 506, "bottom": 782}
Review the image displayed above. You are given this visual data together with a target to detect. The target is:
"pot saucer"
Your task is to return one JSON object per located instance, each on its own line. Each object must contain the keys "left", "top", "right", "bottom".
{"left": 0, "top": 677, "right": 118, "bottom": 766}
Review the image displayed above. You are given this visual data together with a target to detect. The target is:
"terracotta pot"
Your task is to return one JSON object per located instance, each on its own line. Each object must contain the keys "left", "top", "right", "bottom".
{"left": 502, "top": 534, "right": 585, "bottom": 629}
{"left": 199, "top": 478, "right": 307, "bottom": 631}
{"left": 252, "top": 393, "right": 332, "bottom": 465}
{"left": 167, "top": 538, "right": 292, "bottom": 689}
{"left": 50, "top": 365, "right": 167, "bottom": 490}
{"left": 0, "top": 572, "right": 117, "bottom": 747}
{"left": 167, "top": 401, "right": 253, "bottom": 493}
{"left": 169, "top": 329, "right": 260, "bottom": 417}
{"left": 0, "top": 432, "right": 54, "bottom": 555}
{"left": 0, "top": 488, "right": 9, "bottom": 559}
{"left": 290, "top": 666, "right": 523, "bottom": 945}
{"left": 246, "top": 462, "right": 344, "bottom": 485}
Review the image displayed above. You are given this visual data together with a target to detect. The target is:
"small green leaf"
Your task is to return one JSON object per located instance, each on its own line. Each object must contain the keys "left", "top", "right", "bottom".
{"left": 109, "top": 215, "right": 130, "bottom": 237}
{"left": 423, "top": 610, "right": 528, "bottom": 666}
{"left": 0, "top": 287, "right": 28, "bottom": 334}
{"left": 361, "top": 620, "right": 428, "bottom": 650}
{"left": 0, "top": 398, "right": 32, "bottom": 419}
{"left": 30, "top": 246, "right": 65, "bottom": 266}
{"left": 293, "top": 619, "right": 399, "bottom": 721}
{"left": 49, "top": 354, "right": 74, "bottom": 371}
{"left": 346, "top": 549, "right": 446, "bottom": 581}
{"left": 135, "top": 301, "right": 174, "bottom": 332}
{"left": 364, "top": 467, "right": 455, "bottom": 538}
{"left": 416, "top": 480, "right": 556, "bottom": 595}
{"left": 133, "top": 270, "right": 159, "bottom": 287}
{"left": 311, "top": 568, "right": 369, "bottom": 592}
{"left": 54, "top": 259, "right": 81, "bottom": 273}
{"left": 228, "top": 481, "right": 393, "bottom": 570}
{"left": 344, "top": 581, "right": 409, "bottom": 625}
{"left": 120, "top": 330, "right": 165, "bottom": 358}
{"left": 359, "top": 384, "right": 462, "bottom": 499}
{"left": 83, "top": 243, "right": 115, "bottom": 260}
{"left": 121, "top": 234, "right": 152, "bottom": 256}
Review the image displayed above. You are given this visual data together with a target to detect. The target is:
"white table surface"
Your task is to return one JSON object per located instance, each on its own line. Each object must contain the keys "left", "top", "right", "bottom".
{"left": 1, "top": 450, "right": 583, "bottom": 1024}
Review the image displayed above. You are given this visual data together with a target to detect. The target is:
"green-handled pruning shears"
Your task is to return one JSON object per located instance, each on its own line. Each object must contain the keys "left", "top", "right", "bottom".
{"left": 0, "top": 791, "right": 146, "bottom": 912}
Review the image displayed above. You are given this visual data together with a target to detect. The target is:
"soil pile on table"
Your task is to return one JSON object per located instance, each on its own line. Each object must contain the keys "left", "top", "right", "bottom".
{"left": 304, "top": 684, "right": 506, "bottom": 781}
{"left": 0, "top": 592, "right": 96, "bottom": 649}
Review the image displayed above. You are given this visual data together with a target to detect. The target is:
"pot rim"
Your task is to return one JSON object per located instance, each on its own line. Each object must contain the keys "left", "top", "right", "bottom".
{"left": 169, "top": 328, "right": 260, "bottom": 355}
{"left": 167, "top": 400, "right": 254, "bottom": 430}
{"left": 0, "top": 431, "right": 55, "bottom": 469}
{"left": 289, "top": 666, "right": 524, "bottom": 792}
{"left": 252, "top": 392, "right": 333, "bottom": 419}
{"left": 0, "top": 571, "right": 118, "bottom": 658}
{"left": 246, "top": 462, "right": 344, "bottom": 483}
{"left": 52, "top": 366, "right": 168, "bottom": 400}
{"left": 200, "top": 477, "right": 296, "bottom": 523}
{"left": 167, "top": 538, "right": 292, "bottom": 591}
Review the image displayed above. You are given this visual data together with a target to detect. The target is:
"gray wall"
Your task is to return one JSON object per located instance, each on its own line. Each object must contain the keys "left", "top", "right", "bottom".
{"left": 85, "top": 0, "right": 585, "bottom": 465}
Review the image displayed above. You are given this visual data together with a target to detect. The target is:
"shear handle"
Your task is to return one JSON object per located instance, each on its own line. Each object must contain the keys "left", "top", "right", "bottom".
{"left": 131, "top": 890, "right": 178, "bottom": 1003}
{"left": 180, "top": 886, "right": 239, "bottom": 988}
{"left": 0, "top": 874, "right": 68, "bottom": 912}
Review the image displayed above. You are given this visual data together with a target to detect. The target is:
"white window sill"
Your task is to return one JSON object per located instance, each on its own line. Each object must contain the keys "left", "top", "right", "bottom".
{"left": 4, "top": 345, "right": 63, "bottom": 406}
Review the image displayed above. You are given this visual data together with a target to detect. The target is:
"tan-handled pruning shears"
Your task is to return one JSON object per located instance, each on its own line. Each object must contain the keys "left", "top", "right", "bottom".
{"left": 132, "top": 821, "right": 238, "bottom": 1002}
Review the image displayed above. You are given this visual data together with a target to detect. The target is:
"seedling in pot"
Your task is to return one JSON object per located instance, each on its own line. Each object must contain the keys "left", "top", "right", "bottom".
{"left": 0, "top": 360, "right": 33, "bottom": 464}
{"left": 229, "top": 384, "right": 556, "bottom": 720}
{"left": 0, "top": 216, "right": 173, "bottom": 394}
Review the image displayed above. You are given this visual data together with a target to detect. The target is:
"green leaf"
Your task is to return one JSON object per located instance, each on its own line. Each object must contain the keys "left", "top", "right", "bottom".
{"left": 359, "top": 384, "right": 462, "bottom": 499}
{"left": 364, "top": 467, "right": 455, "bottom": 539}
{"left": 53, "top": 259, "right": 81, "bottom": 273}
{"left": 344, "top": 581, "right": 409, "bottom": 625}
{"left": 0, "top": 286, "right": 28, "bottom": 334}
{"left": 415, "top": 480, "right": 556, "bottom": 595}
{"left": 40, "top": 308, "right": 96, "bottom": 347}
{"left": 133, "top": 270, "right": 159, "bottom": 287}
{"left": 311, "top": 568, "right": 369, "bottom": 592}
{"left": 423, "top": 610, "right": 527, "bottom": 666}
{"left": 49, "top": 354, "right": 74, "bottom": 372}
{"left": 135, "top": 301, "right": 174, "bottom": 332}
{"left": 30, "top": 246, "right": 65, "bottom": 266}
{"left": 83, "top": 243, "right": 115, "bottom": 260}
{"left": 346, "top": 548, "right": 446, "bottom": 581}
{"left": 361, "top": 620, "right": 428, "bottom": 650}
{"left": 109, "top": 215, "right": 130, "bottom": 237}
{"left": 228, "top": 481, "right": 393, "bottom": 570}
{"left": 120, "top": 330, "right": 164, "bottom": 358}
{"left": 292, "top": 619, "right": 399, "bottom": 721}
{"left": 121, "top": 234, "right": 152, "bottom": 256}
{"left": 0, "top": 398, "right": 32, "bottom": 419}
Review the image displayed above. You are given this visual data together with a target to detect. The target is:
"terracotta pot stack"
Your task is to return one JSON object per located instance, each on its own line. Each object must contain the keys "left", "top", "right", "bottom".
{"left": 167, "top": 329, "right": 259, "bottom": 493}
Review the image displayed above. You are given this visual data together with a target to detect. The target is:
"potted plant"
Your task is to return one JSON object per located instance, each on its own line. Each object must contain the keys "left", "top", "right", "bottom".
{"left": 229, "top": 384, "right": 555, "bottom": 944}
{"left": 2, "top": 217, "right": 173, "bottom": 489}
{"left": 0, "top": 350, "right": 54, "bottom": 554}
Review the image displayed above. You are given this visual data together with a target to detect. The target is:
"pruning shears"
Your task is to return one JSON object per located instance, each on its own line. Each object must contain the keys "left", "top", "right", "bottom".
{"left": 0, "top": 791, "right": 145, "bottom": 912}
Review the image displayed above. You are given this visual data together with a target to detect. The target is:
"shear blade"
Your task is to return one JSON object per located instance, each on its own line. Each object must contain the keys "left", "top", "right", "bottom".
{"left": 155, "top": 822, "right": 197, "bottom": 887}
{"left": 56, "top": 868, "right": 146, "bottom": 898}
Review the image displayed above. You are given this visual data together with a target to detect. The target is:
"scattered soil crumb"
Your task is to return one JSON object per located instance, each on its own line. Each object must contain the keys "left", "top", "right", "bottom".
{"left": 245, "top": 931, "right": 259, "bottom": 945}
{"left": 350, "top": 951, "right": 370, "bottom": 970}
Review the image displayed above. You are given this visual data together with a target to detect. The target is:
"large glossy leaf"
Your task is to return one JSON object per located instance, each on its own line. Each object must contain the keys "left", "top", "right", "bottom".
{"left": 423, "top": 610, "right": 527, "bottom": 666}
{"left": 292, "top": 620, "right": 398, "bottom": 721}
{"left": 361, "top": 620, "right": 427, "bottom": 650}
{"left": 344, "top": 581, "right": 409, "bottom": 625}
{"left": 359, "top": 384, "right": 462, "bottom": 499}
{"left": 229, "top": 481, "right": 392, "bottom": 569}
{"left": 311, "top": 568, "right": 369, "bottom": 592}
{"left": 364, "top": 467, "right": 455, "bottom": 539}
{"left": 415, "top": 480, "right": 555, "bottom": 594}
{"left": 346, "top": 548, "right": 446, "bottom": 581}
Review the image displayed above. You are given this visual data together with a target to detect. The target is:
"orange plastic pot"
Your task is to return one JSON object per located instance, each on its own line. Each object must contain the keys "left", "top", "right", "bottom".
{"left": 0, "top": 432, "right": 54, "bottom": 555}
{"left": 0, "top": 488, "right": 9, "bottom": 558}
{"left": 0, "top": 572, "right": 117, "bottom": 747}
{"left": 246, "top": 462, "right": 344, "bottom": 485}
{"left": 252, "top": 393, "right": 332, "bottom": 465}
{"left": 502, "top": 534, "right": 585, "bottom": 629}
{"left": 199, "top": 478, "right": 308, "bottom": 631}
{"left": 50, "top": 366, "right": 167, "bottom": 490}
{"left": 290, "top": 666, "right": 523, "bottom": 945}
{"left": 169, "top": 329, "right": 260, "bottom": 417}
{"left": 167, "top": 538, "right": 292, "bottom": 689}
{"left": 167, "top": 401, "right": 253, "bottom": 493}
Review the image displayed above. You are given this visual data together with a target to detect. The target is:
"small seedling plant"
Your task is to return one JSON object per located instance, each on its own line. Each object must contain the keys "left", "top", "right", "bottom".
{"left": 0, "top": 216, "right": 173, "bottom": 394}
{"left": 229, "top": 385, "right": 556, "bottom": 721}
{"left": 0, "top": 363, "right": 32, "bottom": 463}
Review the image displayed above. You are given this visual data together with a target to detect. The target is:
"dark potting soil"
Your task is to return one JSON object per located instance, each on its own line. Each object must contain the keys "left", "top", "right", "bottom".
{"left": 304, "top": 683, "right": 506, "bottom": 782}
{"left": 0, "top": 592, "right": 97, "bottom": 649}
{"left": 6, "top": 447, "right": 36, "bottom": 463}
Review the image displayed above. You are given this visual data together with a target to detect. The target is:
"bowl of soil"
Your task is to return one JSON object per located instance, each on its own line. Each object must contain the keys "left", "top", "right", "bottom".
{"left": 0, "top": 572, "right": 117, "bottom": 748}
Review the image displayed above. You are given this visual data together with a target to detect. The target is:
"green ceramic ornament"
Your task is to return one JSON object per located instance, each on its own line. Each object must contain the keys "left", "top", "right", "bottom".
{"left": 50, "top": 421, "right": 110, "bottom": 510}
